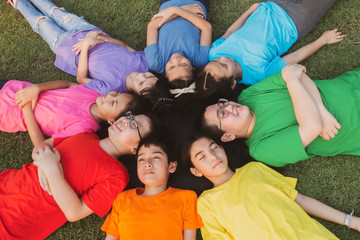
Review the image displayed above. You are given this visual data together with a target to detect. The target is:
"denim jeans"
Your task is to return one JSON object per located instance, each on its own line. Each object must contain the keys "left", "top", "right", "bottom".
{"left": 16, "top": 0, "right": 95, "bottom": 53}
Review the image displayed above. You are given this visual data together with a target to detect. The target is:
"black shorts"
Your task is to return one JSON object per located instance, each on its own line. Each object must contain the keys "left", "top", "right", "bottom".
{"left": 0, "top": 79, "right": 9, "bottom": 90}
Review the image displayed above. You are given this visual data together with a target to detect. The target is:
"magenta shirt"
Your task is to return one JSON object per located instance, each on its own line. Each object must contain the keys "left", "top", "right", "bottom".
{"left": 0, "top": 80, "right": 101, "bottom": 138}
{"left": 54, "top": 27, "right": 149, "bottom": 95}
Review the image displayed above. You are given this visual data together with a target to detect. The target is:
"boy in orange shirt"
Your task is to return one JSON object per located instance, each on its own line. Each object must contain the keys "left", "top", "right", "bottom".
{"left": 101, "top": 134, "right": 203, "bottom": 240}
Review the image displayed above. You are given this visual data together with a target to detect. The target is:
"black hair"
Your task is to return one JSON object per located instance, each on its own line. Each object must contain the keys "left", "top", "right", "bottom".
{"left": 194, "top": 104, "right": 224, "bottom": 139}
{"left": 196, "top": 70, "right": 234, "bottom": 102}
{"left": 136, "top": 132, "right": 174, "bottom": 163}
{"left": 142, "top": 77, "right": 174, "bottom": 113}
{"left": 114, "top": 94, "right": 152, "bottom": 121}
{"left": 140, "top": 112, "right": 163, "bottom": 139}
{"left": 180, "top": 131, "right": 222, "bottom": 170}
{"left": 166, "top": 68, "right": 200, "bottom": 88}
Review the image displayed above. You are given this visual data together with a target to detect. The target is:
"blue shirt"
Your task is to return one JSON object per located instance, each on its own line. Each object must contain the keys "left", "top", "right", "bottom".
{"left": 209, "top": 2, "right": 298, "bottom": 85}
{"left": 145, "top": 0, "right": 210, "bottom": 75}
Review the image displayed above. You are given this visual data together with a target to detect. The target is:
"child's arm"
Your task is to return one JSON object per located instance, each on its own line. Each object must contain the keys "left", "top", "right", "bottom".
{"left": 221, "top": 3, "right": 259, "bottom": 39}
{"left": 183, "top": 229, "right": 196, "bottom": 240}
{"left": 282, "top": 29, "right": 346, "bottom": 64}
{"left": 295, "top": 193, "right": 360, "bottom": 232}
{"left": 16, "top": 80, "right": 77, "bottom": 109}
{"left": 105, "top": 235, "right": 119, "bottom": 240}
{"left": 281, "top": 64, "right": 323, "bottom": 147}
{"left": 299, "top": 73, "right": 341, "bottom": 140}
{"left": 74, "top": 30, "right": 105, "bottom": 85}
{"left": 32, "top": 145, "right": 94, "bottom": 222}
{"left": 97, "top": 35, "right": 136, "bottom": 52}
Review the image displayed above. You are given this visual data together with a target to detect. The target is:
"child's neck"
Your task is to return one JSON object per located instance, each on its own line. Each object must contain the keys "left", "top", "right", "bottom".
{"left": 140, "top": 183, "right": 168, "bottom": 197}
{"left": 125, "top": 72, "right": 136, "bottom": 92}
{"left": 89, "top": 103, "right": 104, "bottom": 124}
{"left": 211, "top": 167, "right": 235, "bottom": 188}
{"left": 99, "top": 138, "right": 132, "bottom": 158}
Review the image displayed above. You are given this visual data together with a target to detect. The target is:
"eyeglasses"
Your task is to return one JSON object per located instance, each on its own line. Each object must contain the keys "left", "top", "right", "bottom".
{"left": 216, "top": 98, "right": 229, "bottom": 132}
{"left": 125, "top": 111, "right": 142, "bottom": 140}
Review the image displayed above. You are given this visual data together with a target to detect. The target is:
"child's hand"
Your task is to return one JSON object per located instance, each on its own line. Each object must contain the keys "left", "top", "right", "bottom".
{"left": 350, "top": 216, "right": 360, "bottom": 232}
{"left": 281, "top": 64, "right": 306, "bottom": 84}
{"left": 321, "top": 29, "right": 346, "bottom": 45}
{"left": 15, "top": 84, "right": 40, "bottom": 109}
{"left": 180, "top": 4, "right": 205, "bottom": 18}
{"left": 151, "top": 6, "right": 180, "bottom": 27}
{"left": 32, "top": 146, "right": 61, "bottom": 176}
{"left": 319, "top": 107, "right": 341, "bottom": 140}
{"left": 72, "top": 30, "right": 105, "bottom": 55}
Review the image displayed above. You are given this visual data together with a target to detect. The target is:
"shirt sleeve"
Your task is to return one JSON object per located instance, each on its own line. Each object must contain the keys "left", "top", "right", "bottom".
{"left": 193, "top": 46, "right": 210, "bottom": 69}
{"left": 85, "top": 78, "right": 115, "bottom": 96}
{"left": 182, "top": 191, "right": 204, "bottom": 230}
{"left": 101, "top": 194, "right": 122, "bottom": 238}
{"left": 51, "top": 122, "right": 100, "bottom": 139}
{"left": 144, "top": 43, "right": 165, "bottom": 74}
{"left": 249, "top": 125, "right": 311, "bottom": 167}
{"left": 82, "top": 165, "right": 129, "bottom": 217}
{"left": 265, "top": 56, "right": 287, "bottom": 77}
{"left": 197, "top": 198, "right": 234, "bottom": 240}
{"left": 211, "top": 38, "right": 226, "bottom": 49}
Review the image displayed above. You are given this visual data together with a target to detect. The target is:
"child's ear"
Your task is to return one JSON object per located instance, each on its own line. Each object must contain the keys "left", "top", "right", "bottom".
{"left": 221, "top": 133, "right": 235, "bottom": 142}
{"left": 169, "top": 161, "right": 177, "bottom": 173}
{"left": 130, "top": 148, "right": 137, "bottom": 155}
{"left": 190, "top": 167, "right": 203, "bottom": 177}
{"left": 107, "top": 119, "right": 115, "bottom": 125}
{"left": 231, "top": 79, "right": 237, "bottom": 89}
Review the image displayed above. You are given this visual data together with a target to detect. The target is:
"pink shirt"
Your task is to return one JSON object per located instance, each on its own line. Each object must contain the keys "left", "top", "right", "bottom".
{"left": 0, "top": 80, "right": 101, "bottom": 138}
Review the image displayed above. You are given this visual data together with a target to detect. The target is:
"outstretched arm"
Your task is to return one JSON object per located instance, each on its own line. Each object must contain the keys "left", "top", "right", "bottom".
{"left": 281, "top": 64, "right": 322, "bottom": 147}
{"left": 282, "top": 29, "right": 346, "bottom": 64}
{"left": 16, "top": 80, "right": 77, "bottom": 109}
{"left": 221, "top": 3, "right": 259, "bottom": 39}
{"left": 32, "top": 146, "right": 94, "bottom": 222}
{"left": 295, "top": 193, "right": 360, "bottom": 232}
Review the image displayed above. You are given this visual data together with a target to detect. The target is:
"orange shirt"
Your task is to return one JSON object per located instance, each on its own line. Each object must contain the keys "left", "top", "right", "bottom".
{"left": 101, "top": 187, "right": 203, "bottom": 240}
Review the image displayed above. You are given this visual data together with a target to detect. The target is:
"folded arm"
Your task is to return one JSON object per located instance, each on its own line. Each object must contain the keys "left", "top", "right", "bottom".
{"left": 97, "top": 35, "right": 136, "bottom": 52}
{"left": 221, "top": 3, "right": 259, "bottom": 38}
{"left": 281, "top": 64, "right": 322, "bottom": 147}
{"left": 295, "top": 193, "right": 360, "bottom": 232}
{"left": 282, "top": 29, "right": 346, "bottom": 64}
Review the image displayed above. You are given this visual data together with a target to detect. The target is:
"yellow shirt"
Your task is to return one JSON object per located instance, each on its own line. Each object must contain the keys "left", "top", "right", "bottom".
{"left": 198, "top": 162, "right": 339, "bottom": 240}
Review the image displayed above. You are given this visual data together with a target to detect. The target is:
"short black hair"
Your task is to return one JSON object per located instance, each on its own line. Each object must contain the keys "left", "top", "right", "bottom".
{"left": 116, "top": 94, "right": 152, "bottom": 120}
{"left": 140, "top": 112, "right": 163, "bottom": 139}
{"left": 136, "top": 132, "right": 174, "bottom": 163}
{"left": 194, "top": 104, "right": 224, "bottom": 140}
{"left": 196, "top": 70, "right": 234, "bottom": 101}
{"left": 181, "top": 131, "right": 222, "bottom": 169}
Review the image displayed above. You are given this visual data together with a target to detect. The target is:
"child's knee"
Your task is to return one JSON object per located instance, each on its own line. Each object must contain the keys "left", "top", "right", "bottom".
{"left": 33, "top": 16, "right": 47, "bottom": 29}
{"left": 49, "top": 6, "right": 65, "bottom": 15}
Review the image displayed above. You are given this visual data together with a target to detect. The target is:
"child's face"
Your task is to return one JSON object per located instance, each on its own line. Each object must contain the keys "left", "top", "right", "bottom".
{"left": 189, "top": 137, "right": 228, "bottom": 179}
{"left": 96, "top": 91, "right": 133, "bottom": 123}
{"left": 137, "top": 144, "right": 176, "bottom": 187}
{"left": 204, "top": 57, "right": 236, "bottom": 81}
{"left": 165, "top": 53, "right": 193, "bottom": 82}
{"left": 108, "top": 114, "right": 152, "bottom": 152}
{"left": 132, "top": 72, "right": 159, "bottom": 96}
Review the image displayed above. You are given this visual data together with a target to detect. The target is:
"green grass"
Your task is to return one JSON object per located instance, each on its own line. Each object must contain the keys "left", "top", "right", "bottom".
{"left": 1, "top": 0, "right": 360, "bottom": 239}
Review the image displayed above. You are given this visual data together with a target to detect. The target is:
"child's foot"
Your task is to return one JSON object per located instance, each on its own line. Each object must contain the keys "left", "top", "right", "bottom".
{"left": 7, "top": 0, "right": 17, "bottom": 8}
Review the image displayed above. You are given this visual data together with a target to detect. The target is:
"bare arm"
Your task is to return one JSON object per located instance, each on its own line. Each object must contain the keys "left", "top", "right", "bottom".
{"left": 32, "top": 146, "right": 93, "bottom": 222}
{"left": 97, "top": 35, "right": 136, "bottom": 52}
{"left": 22, "top": 103, "right": 46, "bottom": 148}
{"left": 16, "top": 80, "right": 77, "bottom": 109}
{"left": 183, "top": 229, "right": 196, "bottom": 240}
{"left": 299, "top": 73, "right": 341, "bottom": 140}
{"left": 282, "top": 29, "right": 346, "bottom": 64}
{"left": 295, "top": 193, "right": 360, "bottom": 232}
{"left": 105, "top": 235, "right": 119, "bottom": 240}
{"left": 221, "top": 3, "right": 259, "bottom": 39}
{"left": 151, "top": 6, "right": 212, "bottom": 47}
{"left": 281, "top": 64, "right": 322, "bottom": 147}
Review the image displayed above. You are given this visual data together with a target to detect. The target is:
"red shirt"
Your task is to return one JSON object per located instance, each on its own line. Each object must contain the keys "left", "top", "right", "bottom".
{"left": 0, "top": 133, "right": 128, "bottom": 240}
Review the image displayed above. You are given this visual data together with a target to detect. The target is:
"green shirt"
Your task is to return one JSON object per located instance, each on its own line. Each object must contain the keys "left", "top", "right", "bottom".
{"left": 239, "top": 68, "right": 360, "bottom": 167}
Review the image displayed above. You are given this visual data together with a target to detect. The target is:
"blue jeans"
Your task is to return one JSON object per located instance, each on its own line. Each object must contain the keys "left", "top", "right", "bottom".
{"left": 16, "top": 0, "right": 95, "bottom": 53}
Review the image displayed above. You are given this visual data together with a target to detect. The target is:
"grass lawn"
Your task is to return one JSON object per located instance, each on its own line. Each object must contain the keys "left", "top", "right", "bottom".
{"left": 1, "top": 0, "right": 359, "bottom": 239}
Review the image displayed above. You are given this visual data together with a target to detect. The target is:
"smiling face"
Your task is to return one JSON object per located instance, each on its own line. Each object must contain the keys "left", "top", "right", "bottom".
{"left": 204, "top": 57, "right": 236, "bottom": 81}
{"left": 204, "top": 101, "right": 254, "bottom": 140}
{"left": 96, "top": 91, "right": 133, "bottom": 123}
{"left": 189, "top": 137, "right": 228, "bottom": 179}
{"left": 165, "top": 53, "right": 193, "bottom": 82}
{"left": 131, "top": 72, "right": 158, "bottom": 96}
{"left": 137, "top": 144, "right": 176, "bottom": 187}
{"left": 108, "top": 114, "right": 152, "bottom": 151}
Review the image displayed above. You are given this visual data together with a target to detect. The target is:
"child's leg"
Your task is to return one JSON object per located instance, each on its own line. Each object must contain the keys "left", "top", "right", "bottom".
{"left": 269, "top": 0, "right": 338, "bottom": 40}
{"left": 29, "top": 0, "right": 95, "bottom": 32}
{"left": 15, "top": 0, "right": 71, "bottom": 53}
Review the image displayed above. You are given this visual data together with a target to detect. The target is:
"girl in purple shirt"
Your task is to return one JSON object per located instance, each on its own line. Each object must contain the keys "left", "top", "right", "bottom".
{"left": 8, "top": 0, "right": 158, "bottom": 96}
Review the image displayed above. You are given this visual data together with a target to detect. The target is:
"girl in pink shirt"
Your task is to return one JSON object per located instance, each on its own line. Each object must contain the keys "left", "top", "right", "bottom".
{"left": 0, "top": 79, "right": 146, "bottom": 140}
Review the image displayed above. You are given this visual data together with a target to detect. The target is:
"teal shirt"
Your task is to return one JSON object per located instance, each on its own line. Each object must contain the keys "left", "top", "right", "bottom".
{"left": 239, "top": 69, "right": 360, "bottom": 167}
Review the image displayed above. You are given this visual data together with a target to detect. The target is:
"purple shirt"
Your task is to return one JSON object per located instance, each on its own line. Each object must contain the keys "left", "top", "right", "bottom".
{"left": 54, "top": 27, "right": 149, "bottom": 95}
